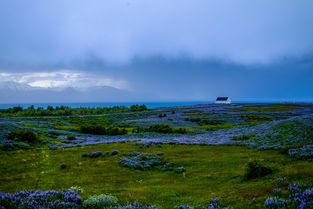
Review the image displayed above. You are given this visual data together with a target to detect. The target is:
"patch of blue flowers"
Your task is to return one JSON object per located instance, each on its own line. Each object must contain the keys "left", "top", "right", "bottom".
{"left": 264, "top": 181, "right": 313, "bottom": 209}
{"left": 288, "top": 145, "right": 313, "bottom": 160}
{"left": 0, "top": 189, "right": 82, "bottom": 209}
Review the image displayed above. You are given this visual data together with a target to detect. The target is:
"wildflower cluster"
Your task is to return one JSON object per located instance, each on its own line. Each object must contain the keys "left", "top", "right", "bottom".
{"left": 264, "top": 180, "right": 313, "bottom": 209}
{"left": 288, "top": 145, "right": 313, "bottom": 160}
{"left": 0, "top": 189, "right": 82, "bottom": 209}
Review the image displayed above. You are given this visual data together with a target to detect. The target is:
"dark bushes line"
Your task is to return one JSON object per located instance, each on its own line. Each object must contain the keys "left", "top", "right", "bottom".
{"left": 0, "top": 104, "right": 148, "bottom": 117}
{"left": 80, "top": 124, "right": 127, "bottom": 135}
{"left": 132, "top": 124, "right": 186, "bottom": 134}
{"left": 185, "top": 118, "right": 223, "bottom": 126}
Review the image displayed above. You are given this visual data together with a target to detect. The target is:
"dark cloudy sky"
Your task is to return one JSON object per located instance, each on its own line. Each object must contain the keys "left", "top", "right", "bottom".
{"left": 1, "top": 0, "right": 313, "bottom": 103}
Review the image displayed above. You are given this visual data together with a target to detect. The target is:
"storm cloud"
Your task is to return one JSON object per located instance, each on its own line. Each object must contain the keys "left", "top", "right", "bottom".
{"left": 0, "top": 0, "right": 313, "bottom": 103}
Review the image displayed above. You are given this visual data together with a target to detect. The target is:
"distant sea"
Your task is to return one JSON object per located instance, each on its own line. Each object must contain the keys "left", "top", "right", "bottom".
{"left": 0, "top": 101, "right": 214, "bottom": 109}
{"left": 0, "top": 100, "right": 303, "bottom": 109}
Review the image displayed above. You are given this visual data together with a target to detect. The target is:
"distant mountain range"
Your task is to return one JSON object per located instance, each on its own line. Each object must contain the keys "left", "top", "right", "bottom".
{"left": 0, "top": 81, "right": 135, "bottom": 103}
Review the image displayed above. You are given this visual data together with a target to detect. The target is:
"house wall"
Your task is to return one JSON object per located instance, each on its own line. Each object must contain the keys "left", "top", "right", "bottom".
{"left": 215, "top": 99, "right": 231, "bottom": 104}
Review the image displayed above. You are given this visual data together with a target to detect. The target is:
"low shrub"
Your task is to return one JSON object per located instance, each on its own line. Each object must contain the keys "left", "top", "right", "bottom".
{"left": 89, "top": 151, "right": 102, "bottom": 158}
{"left": 111, "top": 150, "right": 119, "bottom": 155}
{"left": 244, "top": 160, "right": 273, "bottom": 180}
{"left": 120, "top": 153, "right": 164, "bottom": 170}
{"left": 133, "top": 124, "right": 186, "bottom": 134}
{"left": 185, "top": 118, "right": 223, "bottom": 126}
{"left": 288, "top": 145, "right": 313, "bottom": 160}
{"left": 80, "top": 124, "right": 127, "bottom": 136}
{"left": 5, "top": 129, "right": 39, "bottom": 143}
{"left": 60, "top": 163, "right": 68, "bottom": 169}
{"left": 149, "top": 124, "right": 173, "bottom": 133}
{"left": 231, "top": 134, "right": 254, "bottom": 141}
{"left": 82, "top": 151, "right": 111, "bottom": 158}
{"left": 83, "top": 194, "right": 118, "bottom": 208}
{"left": 160, "top": 162, "right": 175, "bottom": 171}
{"left": 67, "top": 135, "right": 76, "bottom": 140}
{"left": 158, "top": 113, "right": 167, "bottom": 118}
{"left": 81, "top": 152, "right": 88, "bottom": 157}
{"left": 130, "top": 104, "right": 148, "bottom": 112}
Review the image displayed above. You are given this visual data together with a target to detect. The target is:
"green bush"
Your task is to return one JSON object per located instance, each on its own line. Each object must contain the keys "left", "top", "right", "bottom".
{"left": 67, "top": 135, "right": 76, "bottom": 140}
{"left": 244, "top": 160, "right": 273, "bottom": 180}
{"left": 158, "top": 113, "right": 167, "bottom": 118}
{"left": 5, "top": 129, "right": 39, "bottom": 143}
{"left": 132, "top": 124, "right": 186, "bottom": 134}
{"left": 130, "top": 104, "right": 147, "bottom": 112}
{"left": 231, "top": 134, "right": 254, "bottom": 141}
{"left": 80, "top": 124, "right": 127, "bottom": 135}
{"left": 185, "top": 118, "right": 223, "bottom": 126}
{"left": 83, "top": 194, "right": 118, "bottom": 208}
{"left": 148, "top": 124, "right": 173, "bottom": 133}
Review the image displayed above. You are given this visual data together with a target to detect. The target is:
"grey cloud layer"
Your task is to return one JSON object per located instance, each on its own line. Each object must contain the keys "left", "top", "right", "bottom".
{"left": 1, "top": 0, "right": 313, "bottom": 65}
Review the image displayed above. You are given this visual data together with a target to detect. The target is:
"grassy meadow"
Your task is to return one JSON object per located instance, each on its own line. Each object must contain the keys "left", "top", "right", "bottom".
{"left": 0, "top": 103, "right": 313, "bottom": 208}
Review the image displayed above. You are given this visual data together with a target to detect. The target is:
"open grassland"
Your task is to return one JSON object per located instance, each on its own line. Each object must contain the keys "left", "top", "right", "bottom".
{"left": 233, "top": 104, "right": 301, "bottom": 112}
{"left": 1, "top": 103, "right": 313, "bottom": 208}
{"left": 1, "top": 142, "right": 312, "bottom": 208}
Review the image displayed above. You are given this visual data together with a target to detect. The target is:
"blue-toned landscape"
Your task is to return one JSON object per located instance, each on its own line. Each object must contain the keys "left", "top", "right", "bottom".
{"left": 1, "top": 0, "right": 313, "bottom": 208}
{"left": 0, "top": 103, "right": 313, "bottom": 208}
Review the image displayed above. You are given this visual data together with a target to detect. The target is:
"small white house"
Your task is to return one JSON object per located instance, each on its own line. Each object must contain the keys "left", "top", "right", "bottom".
{"left": 215, "top": 97, "right": 231, "bottom": 104}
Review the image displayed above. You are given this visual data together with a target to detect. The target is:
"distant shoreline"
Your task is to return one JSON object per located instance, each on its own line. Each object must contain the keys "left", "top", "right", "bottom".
{"left": 0, "top": 101, "right": 312, "bottom": 109}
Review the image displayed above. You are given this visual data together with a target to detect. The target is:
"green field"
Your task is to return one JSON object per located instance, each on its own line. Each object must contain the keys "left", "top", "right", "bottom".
{"left": 1, "top": 142, "right": 312, "bottom": 208}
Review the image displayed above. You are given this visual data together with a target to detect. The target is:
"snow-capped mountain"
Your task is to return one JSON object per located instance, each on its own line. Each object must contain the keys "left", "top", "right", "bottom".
{"left": 0, "top": 81, "right": 134, "bottom": 103}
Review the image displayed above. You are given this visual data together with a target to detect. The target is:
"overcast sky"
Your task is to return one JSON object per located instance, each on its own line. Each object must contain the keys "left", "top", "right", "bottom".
{"left": 0, "top": 0, "right": 313, "bottom": 103}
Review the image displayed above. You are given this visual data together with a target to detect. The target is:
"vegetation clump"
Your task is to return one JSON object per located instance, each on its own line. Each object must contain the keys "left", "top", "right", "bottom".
{"left": 185, "top": 118, "right": 223, "bottom": 126}
{"left": 60, "top": 163, "right": 68, "bottom": 169}
{"left": 81, "top": 151, "right": 109, "bottom": 158}
{"left": 133, "top": 124, "right": 186, "bottom": 134}
{"left": 130, "top": 104, "right": 148, "bottom": 112}
{"left": 288, "top": 145, "right": 313, "bottom": 160}
{"left": 120, "top": 152, "right": 185, "bottom": 173}
{"left": 231, "top": 134, "right": 254, "bottom": 141}
{"left": 0, "top": 105, "right": 148, "bottom": 117}
{"left": 111, "top": 150, "right": 119, "bottom": 155}
{"left": 67, "top": 134, "right": 76, "bottom": 140}
{"left": 120, "top": 152, "right": 164, "bottom": 170}
{"left": 83, "top": 194, "right": 118, "bottom": 208}
{"left": 244, "top": 160, "right": 273, "bottom": 180}
{"left": 80, "top": 124, "right": 127, "bottom": 135}
{"left": 158, "top": 113, "right": 167, "bottom": 118}
{"left": 0, "top": 189, "right": 82, "bottom": 209}
{"left": 89, "top": 151, "right": 103, "bottom": 158}
{"left": 5, "top": 129, "right": 39, "bottom": 143}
